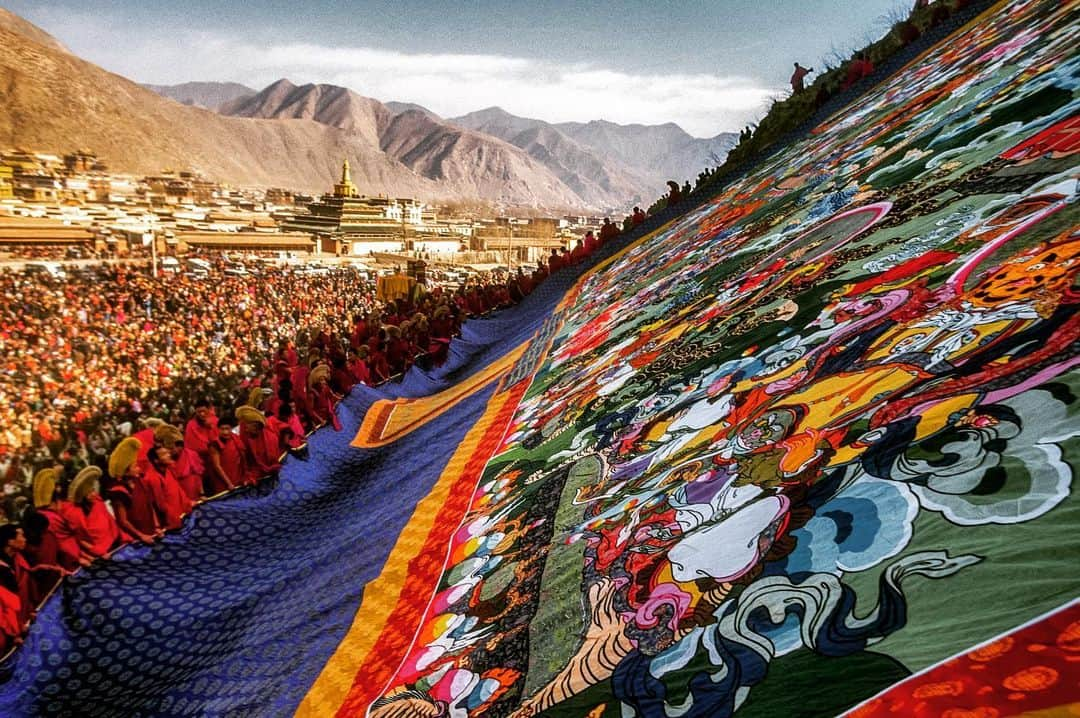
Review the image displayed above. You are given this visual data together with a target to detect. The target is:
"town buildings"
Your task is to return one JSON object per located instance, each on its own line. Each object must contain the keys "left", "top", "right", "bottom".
{"left": 279, "top": 160, "right": 454, "bottom": 255}
{"left": 0, "top": 150, "right": 610, "bottom": 267}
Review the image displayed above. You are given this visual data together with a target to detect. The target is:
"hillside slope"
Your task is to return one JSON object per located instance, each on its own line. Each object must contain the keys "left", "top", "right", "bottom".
{"left": 453, "top": 106, "right": 653, "bottom": 207}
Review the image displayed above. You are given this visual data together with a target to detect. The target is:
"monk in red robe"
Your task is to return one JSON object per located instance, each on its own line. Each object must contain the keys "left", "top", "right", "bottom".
{"left": 349, "top": 347, "right": 372, "bottom": 386}
{"left": 168, "top": 445, "right": 205, "bottom": 504}
{"left": 0, "top": 524, "right": 62, "bottom": 630}
{"left": 107, "top": 437, "right": 161, "bottom": 544}
{"left": 68, "top": 466, "right": 120, "bottom": 558}
{"left": 206, "top": 416, "right": 244, "bottom": 494}
{"left": 184, "top": 398, "right": 218, "bottom": 482}
{"left": 31, "top": 468, "right": 91, "bottom": 571}
{"left": 236, "top": 406, "right": 283, "bottom": 485}
{"left": 146, "top": 445, "right": 190, "bottom": 531}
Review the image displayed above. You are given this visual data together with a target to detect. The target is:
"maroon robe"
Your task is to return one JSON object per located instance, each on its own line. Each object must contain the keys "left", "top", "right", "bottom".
{"left": 241, "top": 426, "right": 282, "bottom": 485}
{"left": 81, "top": 496, "right": 120, "bottom": 557}
{"left": 146, "top": 465, "right": 189, "bottom": 531}
{"left": 207, "top": 434, "right": 245, "bottom": 494}
{"left": 0, "top": 553, "right": 36, "bottom": 627}
{"left": 107, "top": 478, "right": 158, "bottom": 540}
{"left": 184, "top": 416, "right": 218, "bottom": 467}
{"left": 36, "top": 509, "right": 83, "bottom": 572}
{"left": 168, "top": 448, "right": 205, "bottom": 503}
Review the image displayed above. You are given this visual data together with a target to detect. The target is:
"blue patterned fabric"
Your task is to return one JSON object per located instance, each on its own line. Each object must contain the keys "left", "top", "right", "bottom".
{"left": 0, "top": 259, "right": 601, "bottom": 717}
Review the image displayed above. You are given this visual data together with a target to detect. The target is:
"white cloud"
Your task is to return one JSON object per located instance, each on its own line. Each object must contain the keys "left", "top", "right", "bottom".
{"left": 27, "top": 9, "right": 779, "bottom": 136}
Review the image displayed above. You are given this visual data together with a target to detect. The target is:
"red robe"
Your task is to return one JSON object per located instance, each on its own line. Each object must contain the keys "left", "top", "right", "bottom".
{"left": 351, "top": 319, "right": 371, "bottom": 349}
{"left": 54, "top": 500, "right": 92, "bottom": 547}
{"left": 36, "top": 508, "right": 83, "bottom": 572}
{"left": 23, "top": 532, "right": 61, "bottom": 571}
{"left": 310, "top": 384, "right": 342, "bottom": 431}
{"left": 107, "top": 477, "right": 159, "bottom": 539}
{"left": 145, "top": 465, "right": 189, "bottom": 532}
{"left": 349, "top": 358, "right": 371, "bottom": 386}
{"left": 132, "top": 428, "right": 156, "bottom": 465}
{"left": 386, "top": 338, "right": 412, "bottom": 374}
{"left": 81, "top": 496, "right": 120, "bottom": 557}
{"left": 268, "top": 415, "right": 305, "bottom": 449}
{"left": 0, "top": 585, "right": 20, "bottom": 647}
{"left": 599, "top": 222, "right": 620, "bottom": 242}
{"left": 168, "top": 448, "right": 205, "bottom": 503}
{"left": 207, "top": 434, "right": 245, "bottom": 494}
{"left": 331, "top": 366, "right": 354, "bottom": 395}
{"left": 0, "top": 553, "right": 35, "bottom": 627}
{"left": 368, "top": 350, "right": 391, "bottom": 384}
{"left": 184, "top": 416, "right": 218, "bottom": 466}
{"left": 241, "top": 426, "right": 282, "bottom": 485}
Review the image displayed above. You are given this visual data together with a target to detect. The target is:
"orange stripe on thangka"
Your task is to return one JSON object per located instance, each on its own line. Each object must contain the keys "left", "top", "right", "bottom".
{"left": 300, "top": 313, "right": 570, "bottom": 716}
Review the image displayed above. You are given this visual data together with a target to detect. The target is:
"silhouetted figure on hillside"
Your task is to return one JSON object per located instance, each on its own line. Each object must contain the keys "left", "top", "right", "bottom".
{"left": 599, "top": 217, "right": 620, "bottom": 243}
{"left": 791, "top": 62, "right": 813, "bottom": 94}
{"left": 930, "top": 2, "right": 951, "bottom": 25}
{"left": 666, "top": 181, "right": 682, "bottom": 206}
{"left": 842, "top": 52, "right": 875, "bottom": 90}
{"left": 897, "top": 20, "right": 921, "bottom": 44}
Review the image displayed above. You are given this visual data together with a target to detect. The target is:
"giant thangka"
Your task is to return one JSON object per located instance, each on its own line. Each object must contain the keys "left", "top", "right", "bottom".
{"left": 2, "top": 0, "right": 1078, "bottom": 716}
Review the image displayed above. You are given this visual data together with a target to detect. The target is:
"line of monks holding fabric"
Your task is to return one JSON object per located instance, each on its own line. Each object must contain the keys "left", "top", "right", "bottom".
{"left": 0, "top": 401, "right": 286, "bottom": 651}
{"left": 0, "top": 216, "right": 625, "bottom": 652}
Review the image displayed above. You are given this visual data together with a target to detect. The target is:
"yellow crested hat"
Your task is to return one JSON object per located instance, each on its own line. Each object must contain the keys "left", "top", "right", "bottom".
{"left": 109, "top": 437, "right": 143, "bottom": 478}
{"left": 68, "top": 466, "right": 103, "bottom": 503}
{"left": 32, "top": 468, "right": 59, "bottom": 508}
{"left": 235, "top": 405, "right": 267, "bottom": 426}
{"left": 246, "top": 386, "right": 266, "bottom": 409}
{"left": 153, "top": 423, "right": 184, "bottom": 448}
{"left": 308, "top": 364, "right": 330, "bottom": 387}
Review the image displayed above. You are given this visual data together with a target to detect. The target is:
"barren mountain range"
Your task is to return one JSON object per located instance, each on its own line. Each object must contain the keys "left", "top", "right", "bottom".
{"left": 143, "top": 81, "right": 256, "bottom": 111}
{"left": 0, "top": 7, "right": 735, "bottom": 211}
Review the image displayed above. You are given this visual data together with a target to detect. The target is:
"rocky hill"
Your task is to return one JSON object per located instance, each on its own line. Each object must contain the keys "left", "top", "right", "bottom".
{"left": 554, "top": 118, "right": 737, "bottom": 187}
{"left": 451, "top": 107, "right": 652, "bottom": 208}
{"left": 219, "top": 80, "right": 584, "bottom": 208}
{"left": 454, "top": 107, "right": 736, "bottom": 193}
{"left": 144, "top": 81, "right": 256, "bottom": 110}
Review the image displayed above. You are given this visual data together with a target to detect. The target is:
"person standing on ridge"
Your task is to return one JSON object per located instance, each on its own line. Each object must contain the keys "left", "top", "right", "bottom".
{"left": 599, "top": 217, "right": 620, "bottom": 243}
{"left": 666, "top": 181, "right": 682, "bottom": 206}
{"left": 791, "top": 62, "right": 813, "bottom": 93}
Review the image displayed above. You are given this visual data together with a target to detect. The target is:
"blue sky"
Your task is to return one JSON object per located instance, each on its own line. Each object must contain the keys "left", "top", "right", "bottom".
{"left": 6, "top": 0, "right": 911, "bottom": 136}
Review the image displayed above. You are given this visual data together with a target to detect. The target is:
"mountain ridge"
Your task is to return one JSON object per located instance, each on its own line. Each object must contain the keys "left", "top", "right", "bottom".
{"left": 219, "top": 81, "right": 587, "bottom": 208}
{"left": 143, "top": 81, "right": 256, "bottom": 110}
{"left": 0, "top": 19, "right": 584, "bottom": 209}
{"left": 452, "top": 105, "right": 736, "bottom": 194}
{"left": 3, "top": 8, "right": 733, "bottom": 211}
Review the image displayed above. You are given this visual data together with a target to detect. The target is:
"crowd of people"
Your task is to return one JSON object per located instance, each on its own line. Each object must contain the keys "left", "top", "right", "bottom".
{"left": 0, "top": 222, "right": 627, "bottom": 650}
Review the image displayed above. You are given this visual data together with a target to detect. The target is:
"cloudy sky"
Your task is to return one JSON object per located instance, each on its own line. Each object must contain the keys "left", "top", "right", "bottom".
{"left": 5, "top": 0, "right": 908, "bottom": 137}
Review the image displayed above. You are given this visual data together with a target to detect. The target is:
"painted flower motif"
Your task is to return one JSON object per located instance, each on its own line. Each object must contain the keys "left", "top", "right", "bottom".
{"left": 1001, "top": 665, "right": 1059, "bottom": 692}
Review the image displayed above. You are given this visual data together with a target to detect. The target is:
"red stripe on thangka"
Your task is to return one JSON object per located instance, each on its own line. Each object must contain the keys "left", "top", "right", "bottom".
{"left": 335, "top": 379, "right": 530, "bottom": 716}
{"left": 846, "top": 601, "right": 1080, "bottom": 717}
